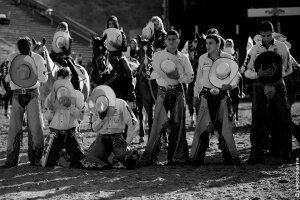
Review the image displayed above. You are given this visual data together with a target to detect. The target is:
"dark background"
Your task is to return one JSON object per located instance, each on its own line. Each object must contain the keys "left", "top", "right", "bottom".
{"left": 169, "top": 0, "right": 300, "bottom": 65}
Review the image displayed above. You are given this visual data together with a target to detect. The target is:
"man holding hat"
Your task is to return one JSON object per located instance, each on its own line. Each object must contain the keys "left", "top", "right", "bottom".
{"left": 42, "top": 67, "right": 85, "bottom": 167}
{"left": 244, "top": 21, "right": 293, "bottom": 165}
{"left": 190, "top": 33, "right": 241, "bottom": 166}
{"left": 79, "top": 85, "right": 139, "bottom": 170}
{"left": 139, "top": 30, "right": 194, "bottom": 166}
{"left": 1, "top": 36, "right": 48, "bottom": 168}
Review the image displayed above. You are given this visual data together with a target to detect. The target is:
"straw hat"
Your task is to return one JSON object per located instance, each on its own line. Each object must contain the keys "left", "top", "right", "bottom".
{"left": 9, "top": 54, "right": 38, "bottom": 88}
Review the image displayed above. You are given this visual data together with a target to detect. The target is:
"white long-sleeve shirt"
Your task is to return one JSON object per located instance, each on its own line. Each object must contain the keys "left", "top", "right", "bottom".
{"left": 150, "top": 49, "right": 194, "bottom": 86}
{"left": 44, "top": 90, "right": 85, "bottom": 130}
{"left": 5, "top": 51, "right": 48, "bottom": 89}
{"left": 244, "top": 39, "right": 292, "bottom": 80}
{"left": 91, "top": 98, "right": 138, "bottom": 144}
{"left": 194, "top": 52, "right": 239, "bottom": 97}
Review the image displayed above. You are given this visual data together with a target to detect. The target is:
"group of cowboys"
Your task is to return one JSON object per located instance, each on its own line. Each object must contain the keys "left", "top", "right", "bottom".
{"left": 0, "top": 15, "right": 298, "bottom": 170}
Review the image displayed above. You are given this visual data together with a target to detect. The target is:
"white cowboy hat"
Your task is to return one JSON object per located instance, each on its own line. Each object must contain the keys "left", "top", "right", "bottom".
{"left": 52, "top": 31, "right": 70, "bottom": 53}
{"left": 88, "top": 85, "right": 116, "bottom": 115}
{"left": 161, "top": 59, "right": 176, "bottom": 73}
{"left": 103, "top": 28, "right": 122, "bottom": 51}
{"left": 142, "top": 22, "right": 154, "bottom": 39}
{"left": 209, "top": 57, "right": 239, "bottom": 88}
{"left": 9, "top": 54, "right": 38, "bottom": 88}
{"left": 152, "top": 51, "right": 183, "bottom": 77}
{"left": 50, "top": 79, "right": 76, "bottom": 109}
{"left": 253, "top": 34, "right": 262, "bottom": 45}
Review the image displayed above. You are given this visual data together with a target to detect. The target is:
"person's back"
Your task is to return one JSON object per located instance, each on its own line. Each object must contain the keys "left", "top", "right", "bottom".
{"left": 1, "top": 37, "right": 48, "bottom": 168}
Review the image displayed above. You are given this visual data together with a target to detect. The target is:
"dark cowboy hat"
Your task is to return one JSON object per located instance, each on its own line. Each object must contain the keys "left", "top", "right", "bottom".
{"left": 52, "top": 31, "right": 70, "bottom": 53}
{"left": 254, "top": 51, "right": 282, "bottom": 84}
{"left": 9, "top": 54, "right": 38, "bottom": 88}
{"left": 209, "top": 57, "right": 239, "bottom": 88}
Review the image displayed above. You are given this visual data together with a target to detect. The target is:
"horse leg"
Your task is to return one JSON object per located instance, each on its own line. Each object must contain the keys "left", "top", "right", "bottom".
{"left": 136, "top": 95, "right": 145, "bottom": 143}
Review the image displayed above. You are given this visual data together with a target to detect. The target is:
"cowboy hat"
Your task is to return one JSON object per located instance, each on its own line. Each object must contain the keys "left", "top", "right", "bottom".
{"left": 103, "top": 28, "right": 122, "bottom": 51}
{"left": 9, "top": 54, "right": 38, "bottom": 88}
{"left": 161, "top": 59, "right": 176, "bottom": 73}
{"left": 254, "top": 51, "right": 282, "bottom": 84}
{"left": 142, "top": 22, "right": 154, "bottom": 39}
{"left": 50, "top": 79, "right": 76, "bottom": 109}
{"left": 209, "top": 57, "right": 239, "bottom": 88}
{"left": 152, "top": 51, "right": 184, "bottom": 78}
{"left": 88, "top": 85, "right": 116, "bottom": 115}
{"left": 52, "top": 31, "right": 70, "bottom": 53}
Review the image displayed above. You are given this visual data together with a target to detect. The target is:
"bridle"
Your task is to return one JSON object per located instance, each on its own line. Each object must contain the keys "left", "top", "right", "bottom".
{"left": 93, "top": 43, "right": 111, "bottom": 77}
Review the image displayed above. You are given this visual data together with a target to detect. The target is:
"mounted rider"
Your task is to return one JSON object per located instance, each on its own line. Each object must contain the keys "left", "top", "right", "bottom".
{"left": 49, "top": 21, "right": 81, "bottom": 91}
{"left": 103, "top": 15, "right": 136, "bottom": 104}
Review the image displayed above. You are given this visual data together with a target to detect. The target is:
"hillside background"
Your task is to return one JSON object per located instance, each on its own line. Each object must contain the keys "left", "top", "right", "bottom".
{"left": 35, "top": 0, "right": 163, "bottom": 40}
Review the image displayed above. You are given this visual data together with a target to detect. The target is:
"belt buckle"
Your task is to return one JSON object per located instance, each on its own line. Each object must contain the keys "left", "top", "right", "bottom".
{"left": 21, "top": 88, "right": 26, "bottom": 94}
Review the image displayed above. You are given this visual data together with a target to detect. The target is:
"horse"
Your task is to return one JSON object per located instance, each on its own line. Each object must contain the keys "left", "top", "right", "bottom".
{"left": 32, "top": 37, "right": 90, "bottom": 104}
{"left": 135, "top": 35, "right": 157, "bottom": 142}
{"left": 90, "top": 34, "right": 135, "bottom": 102}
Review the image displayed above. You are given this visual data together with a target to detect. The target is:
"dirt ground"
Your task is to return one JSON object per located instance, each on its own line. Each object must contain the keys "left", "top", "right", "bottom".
{"left": 0, "top": 102, "right": 299, "bottom": 200}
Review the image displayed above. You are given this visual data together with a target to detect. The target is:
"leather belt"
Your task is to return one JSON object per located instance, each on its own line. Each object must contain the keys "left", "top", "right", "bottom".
{"left": 49, "top": 127, "right": 77, "bottom": 134}
{"left": 159, "top": 83, "right": 181, "bottom": 91}
{"left": 14, "top": 88, "right": 38, "bottom": 94}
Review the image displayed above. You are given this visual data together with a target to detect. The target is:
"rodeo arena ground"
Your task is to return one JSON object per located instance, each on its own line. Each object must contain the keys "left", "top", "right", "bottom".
{"left": 1, "top": 0, "right": 300, "bottom": 199}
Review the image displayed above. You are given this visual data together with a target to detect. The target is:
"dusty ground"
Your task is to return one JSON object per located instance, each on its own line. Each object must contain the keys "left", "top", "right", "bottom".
{"left": 0, "top": 102, "right": 299, "bottom": 200}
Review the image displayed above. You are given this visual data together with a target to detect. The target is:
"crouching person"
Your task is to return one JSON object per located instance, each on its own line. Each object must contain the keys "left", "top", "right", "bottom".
{"left": 79, "top": 85, "right": 139, "bottom": 170}
{"left": 41, "top": 68, "right": 85, "bottom": 167}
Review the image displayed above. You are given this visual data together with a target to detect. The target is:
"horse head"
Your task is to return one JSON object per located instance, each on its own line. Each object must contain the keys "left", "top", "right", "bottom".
{"left": 32, "top": 37, "right": 47, "bottom": 58}
{"left": 32, "top": 37, "right": 60, "bottom": 105}
{"left": 91, "top": 33, "right": 113, "bottom": 75}
{"left": 137, "top": 35, "right": 154, "bottom": 73}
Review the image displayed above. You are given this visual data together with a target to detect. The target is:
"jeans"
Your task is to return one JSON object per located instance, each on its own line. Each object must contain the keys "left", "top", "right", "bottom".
{"left": 5, "top": 90, "right": 44, "bottom": 166}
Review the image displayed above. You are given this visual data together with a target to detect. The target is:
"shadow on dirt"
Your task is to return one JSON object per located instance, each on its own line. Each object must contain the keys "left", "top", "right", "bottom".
{"left": 0, "top": 145, "right": 291, "bottom": 200}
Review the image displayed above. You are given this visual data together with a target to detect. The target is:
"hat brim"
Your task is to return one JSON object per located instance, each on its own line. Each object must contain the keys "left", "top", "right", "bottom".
{"left": 89, "top": 85, "right": 116, "bottom": 115}
{"left": 50, "top": 79, "right": 76, "bottom": 109}
{"left": 209, "top": 57, "right": 239, "bottom": 88}
{"left": 9, "top": 54, "right": 38, "bottom": 88}
{"left": 103, "top": 28, "right": 122, "bottom": 51}
{"left": 152, "top": 51, "right": 183, "bottom": 80}
{"left": 52, "top": 31, "right": 70, "bottom": 53}
{"left": 254, "top": 51, "right": 282, "bottom": 84}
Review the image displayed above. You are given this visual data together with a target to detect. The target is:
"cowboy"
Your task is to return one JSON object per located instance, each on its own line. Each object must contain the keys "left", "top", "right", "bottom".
{"left": 79, "top": 85, "right": 139, "bottom": 170}
{"left": 103, "top": 15, "right": 135, "bottom": 104}
{"left": 41, "top": 67, "right": 85, "bottom": 167}
{"left": 244, "top": 21, "right": 293, "bottom": 165}
{"left": 50, "top": 21, "right": 81, "bottom": 91}
{"left": 190, "top": 33, "right": 241, "bottom": 166}
{"left": 139, "top": 30, "right": 194, "bottom": 166}
{"left": 1, "top": 37, "right": 48, "bottom": 168}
